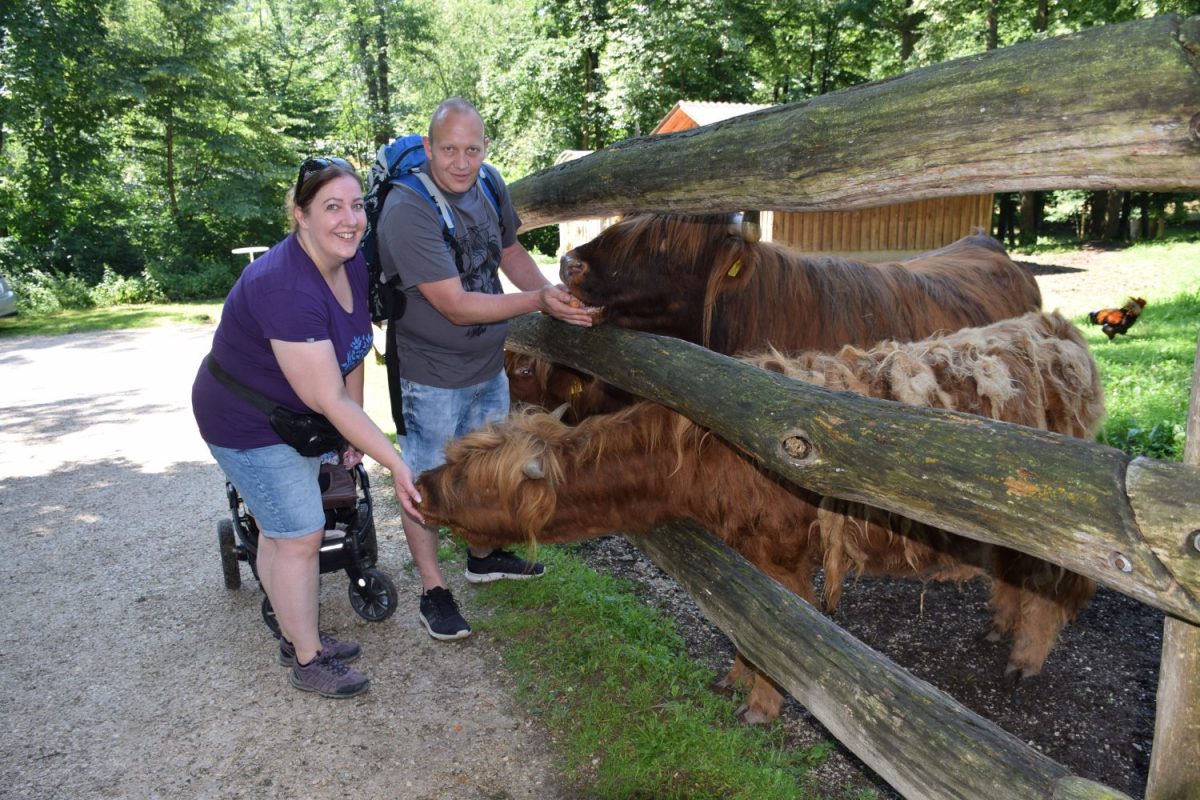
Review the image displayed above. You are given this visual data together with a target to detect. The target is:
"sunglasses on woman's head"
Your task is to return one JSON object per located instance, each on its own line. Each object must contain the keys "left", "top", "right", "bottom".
{"left": 295, "top": 156, "right": 354, "bottom": 197}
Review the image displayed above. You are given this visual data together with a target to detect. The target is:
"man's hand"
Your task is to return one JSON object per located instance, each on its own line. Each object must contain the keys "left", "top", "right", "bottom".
{"left": 537, "top": 283, "right": 599, "bottom": 327}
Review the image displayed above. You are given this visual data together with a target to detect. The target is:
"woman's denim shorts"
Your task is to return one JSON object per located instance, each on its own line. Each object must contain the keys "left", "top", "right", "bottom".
{"left": 208, "top": 443, "right": 324, "bottom": 539}
{"left": 399, "top": 370, "right": 510, "bottom": 478}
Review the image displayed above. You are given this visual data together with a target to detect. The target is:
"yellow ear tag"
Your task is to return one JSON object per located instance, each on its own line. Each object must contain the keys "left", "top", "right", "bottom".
{"left": 569, "top": 379, "right": 583, "bottom": 398}
{"left": 727, "top": 258, "right": 742, "bottom": 278}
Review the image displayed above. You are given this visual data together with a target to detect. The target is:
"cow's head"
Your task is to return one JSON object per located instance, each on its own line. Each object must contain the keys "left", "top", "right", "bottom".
{"left": 417, "top": 411, "right": 568, "bottom": 549}
{"left": 559, "top": 213, "right": 755, "bottom": 345}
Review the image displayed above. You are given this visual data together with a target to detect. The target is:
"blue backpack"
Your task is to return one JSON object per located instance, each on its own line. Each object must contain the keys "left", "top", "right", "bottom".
{"left": 360, "top": 133, "right": 505, "bottom": 323}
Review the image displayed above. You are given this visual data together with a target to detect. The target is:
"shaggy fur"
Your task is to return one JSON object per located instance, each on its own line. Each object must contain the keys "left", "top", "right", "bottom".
{"left": 421, "top": 312, "right": 1103, "bottom": 724}
{"left": 560, "top": 213, "right": 1043, "bottom": 354}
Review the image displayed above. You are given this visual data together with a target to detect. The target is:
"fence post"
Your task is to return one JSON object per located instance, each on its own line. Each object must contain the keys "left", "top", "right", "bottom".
{"left": 1144, "top": 332, "right": 1200, "bottom": 800}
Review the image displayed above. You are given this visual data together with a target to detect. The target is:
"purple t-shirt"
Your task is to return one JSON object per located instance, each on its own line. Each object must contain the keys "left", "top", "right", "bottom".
{"left": 191, "top": 233, "right": 373, "bottom": 449}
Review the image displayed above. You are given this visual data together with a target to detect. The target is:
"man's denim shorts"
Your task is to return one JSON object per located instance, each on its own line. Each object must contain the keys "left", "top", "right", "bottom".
{"left": 208, "top": 443, "right": 324, "bottom": 538}
{"left": 399, "top": 370, "right": 510, "bottom": 478}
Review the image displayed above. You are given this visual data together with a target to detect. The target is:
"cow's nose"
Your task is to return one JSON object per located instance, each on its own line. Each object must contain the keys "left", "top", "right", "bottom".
{"left": 559, "top": 253, "right": 586, "bottom": 284}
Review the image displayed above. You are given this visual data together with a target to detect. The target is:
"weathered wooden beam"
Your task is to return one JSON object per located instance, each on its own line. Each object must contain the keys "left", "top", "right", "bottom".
{"left": 511, "top": 15, "right": 1200, "bottom": 229}
{"left": 1144, "top": 331, "right": 1200, "bottom": 800}
{"left": 505, "top": 314, "right": 1200, "bottom": 624}
{"left": 631, "top": 521, "right": 1133, "bottom": 800}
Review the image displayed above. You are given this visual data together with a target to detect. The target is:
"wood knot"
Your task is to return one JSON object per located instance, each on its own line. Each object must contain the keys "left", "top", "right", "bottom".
{"left": 1109, "top": 551, "right": 1133, "bottom": 574}
{"left": 781, "top": 432, "right": 814, "bottom": 462}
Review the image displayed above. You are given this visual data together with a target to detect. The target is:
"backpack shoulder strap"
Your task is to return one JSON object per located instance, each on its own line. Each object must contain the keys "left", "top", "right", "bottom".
{"left": 476, "top": 164, "right": 506, "bottom": 239}
{"left": 406, "top": 171, "right": 456, "bottom": 239}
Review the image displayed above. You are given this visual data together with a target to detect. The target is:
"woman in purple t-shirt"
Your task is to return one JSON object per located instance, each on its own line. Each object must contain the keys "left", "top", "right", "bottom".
{"left": 191, "top": 158, "right": 422, "bottom": 699}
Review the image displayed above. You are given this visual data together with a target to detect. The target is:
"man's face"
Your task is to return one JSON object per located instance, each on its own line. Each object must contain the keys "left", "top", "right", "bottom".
{"left": 423, "top": 111, "right": 488, "bottom": 195}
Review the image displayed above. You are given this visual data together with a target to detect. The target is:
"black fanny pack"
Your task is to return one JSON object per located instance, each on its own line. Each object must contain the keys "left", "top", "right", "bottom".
{"left": 206, "top": 354, "right": 345, "bottom": 458}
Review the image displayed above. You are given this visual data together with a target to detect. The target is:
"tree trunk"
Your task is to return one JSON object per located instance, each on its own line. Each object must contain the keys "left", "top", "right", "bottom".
{"left": 1019, "top": 190, "right": 1040, "bottom": 246}
{"left": 987, "top": 0, "right": 999, "bottom": 51}
{"left": 374, "top": 0, "right": 390, "bottom": 148}
{"left": 509, "top": 16, "right": 1200, "bottom": 229}
{"left": 1103, "top": 190, "right": 1126, "bottom": 241}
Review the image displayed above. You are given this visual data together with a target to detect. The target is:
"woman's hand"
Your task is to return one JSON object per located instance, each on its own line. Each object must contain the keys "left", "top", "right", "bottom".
{"left": 391, "top": 460, "right": 423, "bottom": 522}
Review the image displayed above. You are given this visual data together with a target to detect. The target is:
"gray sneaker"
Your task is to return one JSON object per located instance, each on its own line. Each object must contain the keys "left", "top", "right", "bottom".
{"left": 289, "top": 648, "right": 369, "bottom": 698}
{"left": 278, "top": 632, "right": 361, "bottom": 666}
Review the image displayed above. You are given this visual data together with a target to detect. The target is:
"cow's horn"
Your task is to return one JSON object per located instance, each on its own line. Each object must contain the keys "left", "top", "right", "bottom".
{"left": 522, "top": 459, "right": 545, "bottom": 480}
{"left": 726, "top": 212, "right": 743, "bottom": 238}
{"left": 549, "top": 402, "right": 570, "bottom": 421}
{"left": 741, "top": 210, "right": 762, "bottom": 243}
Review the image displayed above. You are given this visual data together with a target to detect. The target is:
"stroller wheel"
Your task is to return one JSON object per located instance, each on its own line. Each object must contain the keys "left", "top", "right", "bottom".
{"left": 261, "top": 595, "right": 281, "bottom": 637}
{"left": 217, "top": 519, "right": 241, "bottom": 590}
{"left": 348, "top": 568, "right": 397, "bottom": 623}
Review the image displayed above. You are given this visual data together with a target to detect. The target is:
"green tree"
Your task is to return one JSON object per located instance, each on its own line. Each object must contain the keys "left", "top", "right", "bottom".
{"left": 112, "top": 0, "right": 295, "bottom": 293}
{"left": 0, "top": 0, "right": 134, "bottom": 278}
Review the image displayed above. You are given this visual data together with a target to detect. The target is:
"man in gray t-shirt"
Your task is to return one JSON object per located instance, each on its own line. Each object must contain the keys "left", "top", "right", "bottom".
{"left": 377, "top": 97, "right": 594, "bottom": 641}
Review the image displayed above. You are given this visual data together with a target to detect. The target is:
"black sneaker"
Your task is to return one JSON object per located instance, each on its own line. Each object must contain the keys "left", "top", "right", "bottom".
{"left": 418, "top": 586, "right": 472, "bottom": 641}
{"left": 465, "top": 549, "right": 546, "bottom": 584}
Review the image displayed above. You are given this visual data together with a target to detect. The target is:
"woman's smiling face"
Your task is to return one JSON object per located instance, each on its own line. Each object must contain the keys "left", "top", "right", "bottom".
{"left": 295, "top": 174, "right": 365, "bottom": 269}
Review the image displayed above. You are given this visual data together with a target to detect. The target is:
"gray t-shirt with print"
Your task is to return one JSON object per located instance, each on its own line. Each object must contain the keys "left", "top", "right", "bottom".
{"left": 377, "top": 168, "right": 521, "bottom": 388}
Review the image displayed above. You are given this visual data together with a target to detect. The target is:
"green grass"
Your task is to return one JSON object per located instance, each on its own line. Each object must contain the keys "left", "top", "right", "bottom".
{"left": 0, "top": 301, "right": 224, "bottom": 337}
{"left": 469, "top": 543, "right": 837, "bottom": 799}
{"left": 1077, "top": 290, "right": 1199, "bottom": 459}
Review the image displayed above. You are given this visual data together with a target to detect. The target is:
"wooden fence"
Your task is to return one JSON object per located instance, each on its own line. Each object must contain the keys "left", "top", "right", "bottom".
{"left": 503, "top": 14, "right": 1200, "bottom": 800}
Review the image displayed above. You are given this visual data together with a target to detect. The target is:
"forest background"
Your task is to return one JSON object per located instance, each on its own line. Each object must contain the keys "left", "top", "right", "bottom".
{"left": 2, "top": 0, "right": 1197, "bottom": 309}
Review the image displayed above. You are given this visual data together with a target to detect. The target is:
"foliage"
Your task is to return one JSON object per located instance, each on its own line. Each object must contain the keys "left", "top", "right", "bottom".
{"left": 473, "top": 544, "right": 832, "bottom": 799}
{"left": 89, "top": 266, "right": 167, "bottom": 306}
{"left": 2, "top": 0, "right": 1193, "bottom": 299}
{"left": 10, "top": 269, "right": 96, "bottom": 314}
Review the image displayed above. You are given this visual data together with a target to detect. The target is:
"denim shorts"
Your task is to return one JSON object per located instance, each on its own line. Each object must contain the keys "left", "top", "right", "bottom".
{"left": 399, "top": 370, "right": 510, "bottom": 478}
{"left": 208, "top": 443, "right": 324, "bottom": 538}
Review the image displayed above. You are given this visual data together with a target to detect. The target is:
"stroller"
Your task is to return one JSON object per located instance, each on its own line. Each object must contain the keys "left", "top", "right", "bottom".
{"left": 217, "top": 462, "right": 398, "bottom": 635}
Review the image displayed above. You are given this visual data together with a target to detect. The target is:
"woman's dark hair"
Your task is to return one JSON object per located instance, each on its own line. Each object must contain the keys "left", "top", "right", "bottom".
{"left": 286, "top": 156, "right": 360, "bottom": 230}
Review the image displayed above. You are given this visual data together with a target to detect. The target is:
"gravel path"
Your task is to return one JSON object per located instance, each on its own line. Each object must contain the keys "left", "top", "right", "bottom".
{"left": 0, "top": 327, "right": 567, "bottom": 800}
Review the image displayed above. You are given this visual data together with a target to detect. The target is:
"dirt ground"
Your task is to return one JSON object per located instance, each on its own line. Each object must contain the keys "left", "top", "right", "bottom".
{"left": 0, "top": 327, "right": 570, "bottom": 800}
{"left": 0, "top": 246, "right": 1179, "bottom": 800}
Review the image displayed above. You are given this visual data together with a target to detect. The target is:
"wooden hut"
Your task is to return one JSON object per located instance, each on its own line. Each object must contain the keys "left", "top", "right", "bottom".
{"left": 558, "top": 101, "right": 995, "bottom": 261}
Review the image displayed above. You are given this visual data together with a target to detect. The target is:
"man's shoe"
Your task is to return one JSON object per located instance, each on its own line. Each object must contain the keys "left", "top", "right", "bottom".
{"left": 289, "top": 648, "right": 369, "bottom": 699}
{"left": 418, "top": 586, "right": 472, "bottom": 641}
{"left": 279, "top": 631, "right": 361, "bottom": 667}
{"left": 465, "top": 549, "right": 546, "bottom": 583}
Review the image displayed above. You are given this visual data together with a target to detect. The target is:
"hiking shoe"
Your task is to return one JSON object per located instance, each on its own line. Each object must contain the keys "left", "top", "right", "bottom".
{"left": 418, "top": 586, "right": 472, "bottom": 641}
{"left": 278, "top": 631, "right": 361, "bottom": 667}
{"left": 465, "top": 549, "right": 546, "bottom": 583}
{"left": 289, "top": 648, "right": 369, "bottom": 699}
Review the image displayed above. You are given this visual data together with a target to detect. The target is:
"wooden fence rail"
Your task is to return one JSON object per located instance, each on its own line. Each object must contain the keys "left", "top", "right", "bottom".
{"left": 506, "top": 315, "right": 1200, "bottom": 620}
{"left": 634, "top": 521, "right": 1133, "bottom": 800}
{"left": 510, "top": 14, "right": 1200, "bottom": 230}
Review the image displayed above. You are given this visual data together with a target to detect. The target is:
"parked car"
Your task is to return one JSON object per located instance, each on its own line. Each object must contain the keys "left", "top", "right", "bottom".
{"left": 0, "top": 275, "right": 16, "bottom": 317}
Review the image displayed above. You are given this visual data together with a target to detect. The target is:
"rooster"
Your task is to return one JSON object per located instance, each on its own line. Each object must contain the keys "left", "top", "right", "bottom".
{"left": 1088, "top": 297, "right": 1146, "bottom": 340}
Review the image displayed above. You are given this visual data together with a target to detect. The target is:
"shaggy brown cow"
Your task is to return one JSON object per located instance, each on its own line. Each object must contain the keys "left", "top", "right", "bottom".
{"left": 560, "top": 213, "right": 1042, "bottom": 354}
{"left": 420, "top": 312, "right": 1102, "bottom": 724}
